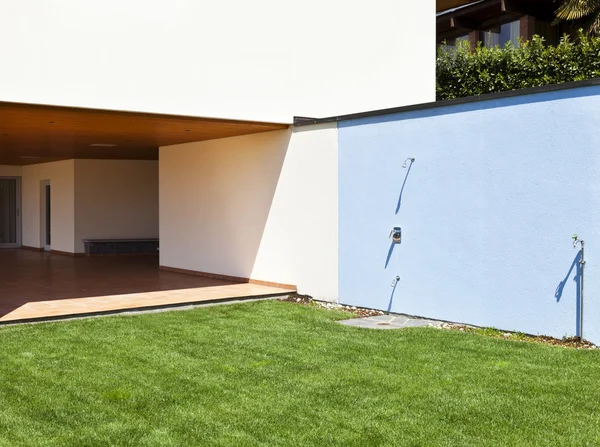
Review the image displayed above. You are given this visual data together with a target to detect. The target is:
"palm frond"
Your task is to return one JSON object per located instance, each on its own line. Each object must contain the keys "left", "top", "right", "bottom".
{"left": 581, "top": 10, "right": 600, "bottom": 34}
{"left": 556, "top": 0, "right": 600, "bottom": 20}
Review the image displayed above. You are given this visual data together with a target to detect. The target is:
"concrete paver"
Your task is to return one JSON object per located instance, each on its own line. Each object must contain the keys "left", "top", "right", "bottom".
{"left": 339, "top": 314, "right": 443, "bottom": 329}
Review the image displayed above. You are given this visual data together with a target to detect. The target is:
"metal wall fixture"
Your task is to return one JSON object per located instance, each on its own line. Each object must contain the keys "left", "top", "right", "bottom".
{"left": 572, "top": 234, "right": 586, "bottom": 340}
{"left": 387, "top": 157, "right": 413, "bottom": 308}
{"left": 402, "top": 157, "right": 415, "bottom": 168}
{"left": 389, "top": 227, "right": 402, "bottom": 244}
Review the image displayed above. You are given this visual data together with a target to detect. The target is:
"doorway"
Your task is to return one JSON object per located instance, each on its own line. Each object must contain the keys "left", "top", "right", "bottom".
{"left": 0, "top": 177, "right": 21, "bottom": 248}
{"left": 42, "top": 180, "right": 51, "bottom": 251}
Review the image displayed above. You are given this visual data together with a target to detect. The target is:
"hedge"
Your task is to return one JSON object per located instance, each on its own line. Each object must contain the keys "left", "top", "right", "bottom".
{"left": 436, "top": 33, "right": 600, "bottom": 100}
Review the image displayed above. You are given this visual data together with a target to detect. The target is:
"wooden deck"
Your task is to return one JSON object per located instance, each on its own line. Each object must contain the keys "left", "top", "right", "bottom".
{"left": 0, "top": 250, "right": 292, "bottom": 323}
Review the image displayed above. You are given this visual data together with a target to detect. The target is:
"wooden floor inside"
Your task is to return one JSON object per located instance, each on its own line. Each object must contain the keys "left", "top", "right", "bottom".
{"left": 0, "top": 250, "right": 292, "bottom": 323}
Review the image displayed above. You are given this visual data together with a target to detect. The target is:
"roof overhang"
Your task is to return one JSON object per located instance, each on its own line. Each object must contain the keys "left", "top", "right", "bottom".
{"left": 437, "top": 0, "right": 556, "bottom": 40}
{"left": 437, "top": 0, "right": 476, "bottom": 12}
{"left": 0, "top": 101, "right": 288, "bottom": 166}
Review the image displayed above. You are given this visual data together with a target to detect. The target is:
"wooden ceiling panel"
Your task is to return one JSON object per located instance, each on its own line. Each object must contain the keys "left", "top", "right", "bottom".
{"left": 0, "top": 102, "right": 289, "bottom": 165}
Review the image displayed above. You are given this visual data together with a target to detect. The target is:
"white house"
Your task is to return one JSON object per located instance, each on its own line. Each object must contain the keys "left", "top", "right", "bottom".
{"left": 2, "top": 0, "right": 594, "bottom": 345}
{"left": 0, "top": 0, "right": 435, "bottom": 311}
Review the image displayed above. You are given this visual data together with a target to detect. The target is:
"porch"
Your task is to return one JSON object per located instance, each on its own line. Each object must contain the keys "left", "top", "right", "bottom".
{"left": 0, "top": 99, "right": 334, "bottom": 304}
{"left": 0, "top": 249, "right": 292, "bottom": 323}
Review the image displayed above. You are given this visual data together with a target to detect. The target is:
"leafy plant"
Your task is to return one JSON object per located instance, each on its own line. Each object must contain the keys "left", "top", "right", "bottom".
{"left": 555, "top": 0, "right": 600, "bottom": 35}
{"left": 436, "top": 32, "right": 600, "bottom": 101}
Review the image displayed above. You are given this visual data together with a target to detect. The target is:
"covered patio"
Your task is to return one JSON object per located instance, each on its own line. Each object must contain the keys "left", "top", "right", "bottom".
{"left": 0, "top": 100, "right": 295, "bottom": 321}
{"left": 0, "top": 250, "right": 292, "bottom": 323}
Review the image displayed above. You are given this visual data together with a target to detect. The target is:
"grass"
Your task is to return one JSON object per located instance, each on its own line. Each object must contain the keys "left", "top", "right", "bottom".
{"left": 1, "top": 300, "right": 600, "bottom": 446}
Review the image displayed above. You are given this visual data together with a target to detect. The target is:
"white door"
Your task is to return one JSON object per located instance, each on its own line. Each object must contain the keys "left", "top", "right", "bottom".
{"left": 0, "top": 177, "right": 21, "bottom": 249}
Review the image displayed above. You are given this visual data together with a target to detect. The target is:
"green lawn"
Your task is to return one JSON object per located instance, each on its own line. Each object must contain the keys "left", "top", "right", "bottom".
{"left": 1, "top": 300, "right": 599, "bottom": 446}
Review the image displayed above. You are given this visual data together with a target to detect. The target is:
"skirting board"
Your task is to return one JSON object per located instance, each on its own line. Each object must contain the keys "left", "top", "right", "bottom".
{"left": 21, "top": 245, "right": 44, "bottom": 252}
{"left": 50, "top": 250, "right": 85, "bottom": 257}
{"left": 23, "top": 246, "right": 158, "bottom": 259}
{"left": 159, "top": 266, "right": 297, "bottom": 290}
{"left": 85, "top": 253, "right": 159, "bottom": 258}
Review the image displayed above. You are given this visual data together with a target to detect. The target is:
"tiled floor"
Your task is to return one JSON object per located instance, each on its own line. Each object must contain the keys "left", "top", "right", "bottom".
{"left": 0, "top": 249, "right": 292, "bottom": 323}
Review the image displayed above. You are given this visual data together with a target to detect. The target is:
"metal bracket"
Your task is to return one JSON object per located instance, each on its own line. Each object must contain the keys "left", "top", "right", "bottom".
{"left": 389, "top": 227, "right": 402, "bottom": 244}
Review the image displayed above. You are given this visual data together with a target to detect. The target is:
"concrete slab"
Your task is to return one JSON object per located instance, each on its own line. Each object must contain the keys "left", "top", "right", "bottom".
{"left": 339, "top": 314, "right": 443, "bottom": 330}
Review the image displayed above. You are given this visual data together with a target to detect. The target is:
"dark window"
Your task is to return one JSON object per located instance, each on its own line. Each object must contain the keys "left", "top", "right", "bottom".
{"left": 535, "top": 20, "right": 559, "bottom": 46}
{"left": 481, "top": 20, "right": 520, "bottom": 48}
{"left": 438, "top": 34, "right": 470, "bottom": 52}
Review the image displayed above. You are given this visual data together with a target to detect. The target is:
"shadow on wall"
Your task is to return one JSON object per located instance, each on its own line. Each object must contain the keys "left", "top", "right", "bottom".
{"left": 386, "top": 159, "right": 414, "bottom": 267}
{"left": 212, "top": 131, "right": 292, "bottom": 277}
{"left": 385, "top": 242, "right": 396, "bottom": 269}
{"left": 160, "top": 129, "right": 293, "bottom": 280}
{"left": 555, "top": 251, "right": 582, "bottom": 337}
{"left": 387, "top": 277, "right": 399, "bottom": 312}
{"left": 396, "top": 161, "right": 413, "bottom": 214}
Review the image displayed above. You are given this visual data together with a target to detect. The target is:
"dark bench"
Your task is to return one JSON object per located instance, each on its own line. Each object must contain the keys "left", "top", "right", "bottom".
{"left": 82, "top": 239, "right": 159, "bottom": 256}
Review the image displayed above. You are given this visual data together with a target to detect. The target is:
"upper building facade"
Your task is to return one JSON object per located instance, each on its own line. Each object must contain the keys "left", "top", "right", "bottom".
{"left": 437, "top": 0, "right": 574, "bottom": 51}
{"left": 0, "top": 0, "right": 435, "bottom": 123}
{"left": 0, "top": 0, "right": 437, "bottom": 306}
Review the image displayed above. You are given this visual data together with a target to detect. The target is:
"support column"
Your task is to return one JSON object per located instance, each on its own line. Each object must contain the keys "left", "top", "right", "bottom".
{"left": 468, "top": 30, "right": 479, "bottom": 51}
{"left": 520, "top": 16, "right": 536, "bottom": 42}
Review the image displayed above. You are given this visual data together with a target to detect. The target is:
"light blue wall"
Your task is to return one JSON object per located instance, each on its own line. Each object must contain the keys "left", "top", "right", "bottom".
{"left": 338, "top": 85, "right": 600, "bottom": 343}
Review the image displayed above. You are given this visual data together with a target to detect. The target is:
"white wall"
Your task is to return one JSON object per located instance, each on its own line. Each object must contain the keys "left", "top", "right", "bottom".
{"left": 22, "top": 160, "right": 75, "bottom": 252}
{"left": 160, "top": 123, "right": 338, "bottom": 300}
{"left": 74, "top": 160, "right": 159, "bottom": 253}
{"left": 251, "top": 124, "right": 338, "bottom": 300}
{"left": 0, "top": 0, "right": 434, "bottom": 122}
{"left": 0, "top": 166, "right": 23, "bottom": 177}
{"left": 20, "top": 159, "right": 158, "bottom": 253}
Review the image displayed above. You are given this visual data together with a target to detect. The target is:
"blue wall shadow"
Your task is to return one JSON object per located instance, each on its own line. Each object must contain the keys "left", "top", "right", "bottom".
{"left": 385, "top": 242, "right": 396, "bottom": 269}
{"left": 555, "top": 251, "right": 582, "bottom": 337}
{"left": 396, "top": 162, "right": 413, "bottom": 214}
{"left": 387, "top": 279, "right": 399, "bottom": 312}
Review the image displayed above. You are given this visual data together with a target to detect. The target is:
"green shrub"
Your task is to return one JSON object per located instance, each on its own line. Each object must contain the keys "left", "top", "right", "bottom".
{"left": 436, "top": 32, "right": 600, "bottom": 100}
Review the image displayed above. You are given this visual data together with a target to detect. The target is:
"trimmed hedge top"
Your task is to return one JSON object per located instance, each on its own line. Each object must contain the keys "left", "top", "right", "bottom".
{"left": 436, "top": 33, "right": 600, "bottom": 101}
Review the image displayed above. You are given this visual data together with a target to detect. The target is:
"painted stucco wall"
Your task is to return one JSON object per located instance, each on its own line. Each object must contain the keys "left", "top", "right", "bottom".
{"left": 73, "top": 160, "right": 159, "bottom": 253}
{"left": 159, "top": 123, "right": 338, "bottom": 300}
{"left": 0, "top": 166, "right": 23, "bottom": 177}
{"left": 0, "top": 0, "right": 434, "bottom": 122}
{"left": 22, "top": 160, "right": 75, "bottom": 252}
{"left": 251, "top": 124, "right": 338, "bottom": 300}
{"left": 20, "top": 159, "right": 157, "bottom": 253}
{"left": 338, "top": 85, "right": 600, "bottom": 344}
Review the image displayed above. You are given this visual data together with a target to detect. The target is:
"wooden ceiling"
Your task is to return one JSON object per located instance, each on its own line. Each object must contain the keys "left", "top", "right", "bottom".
{"left": 437, "top": 0, "right": 475, "bottom": 12}
{"left": 0, "top": 101, "right": 288, "bottom": 166}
